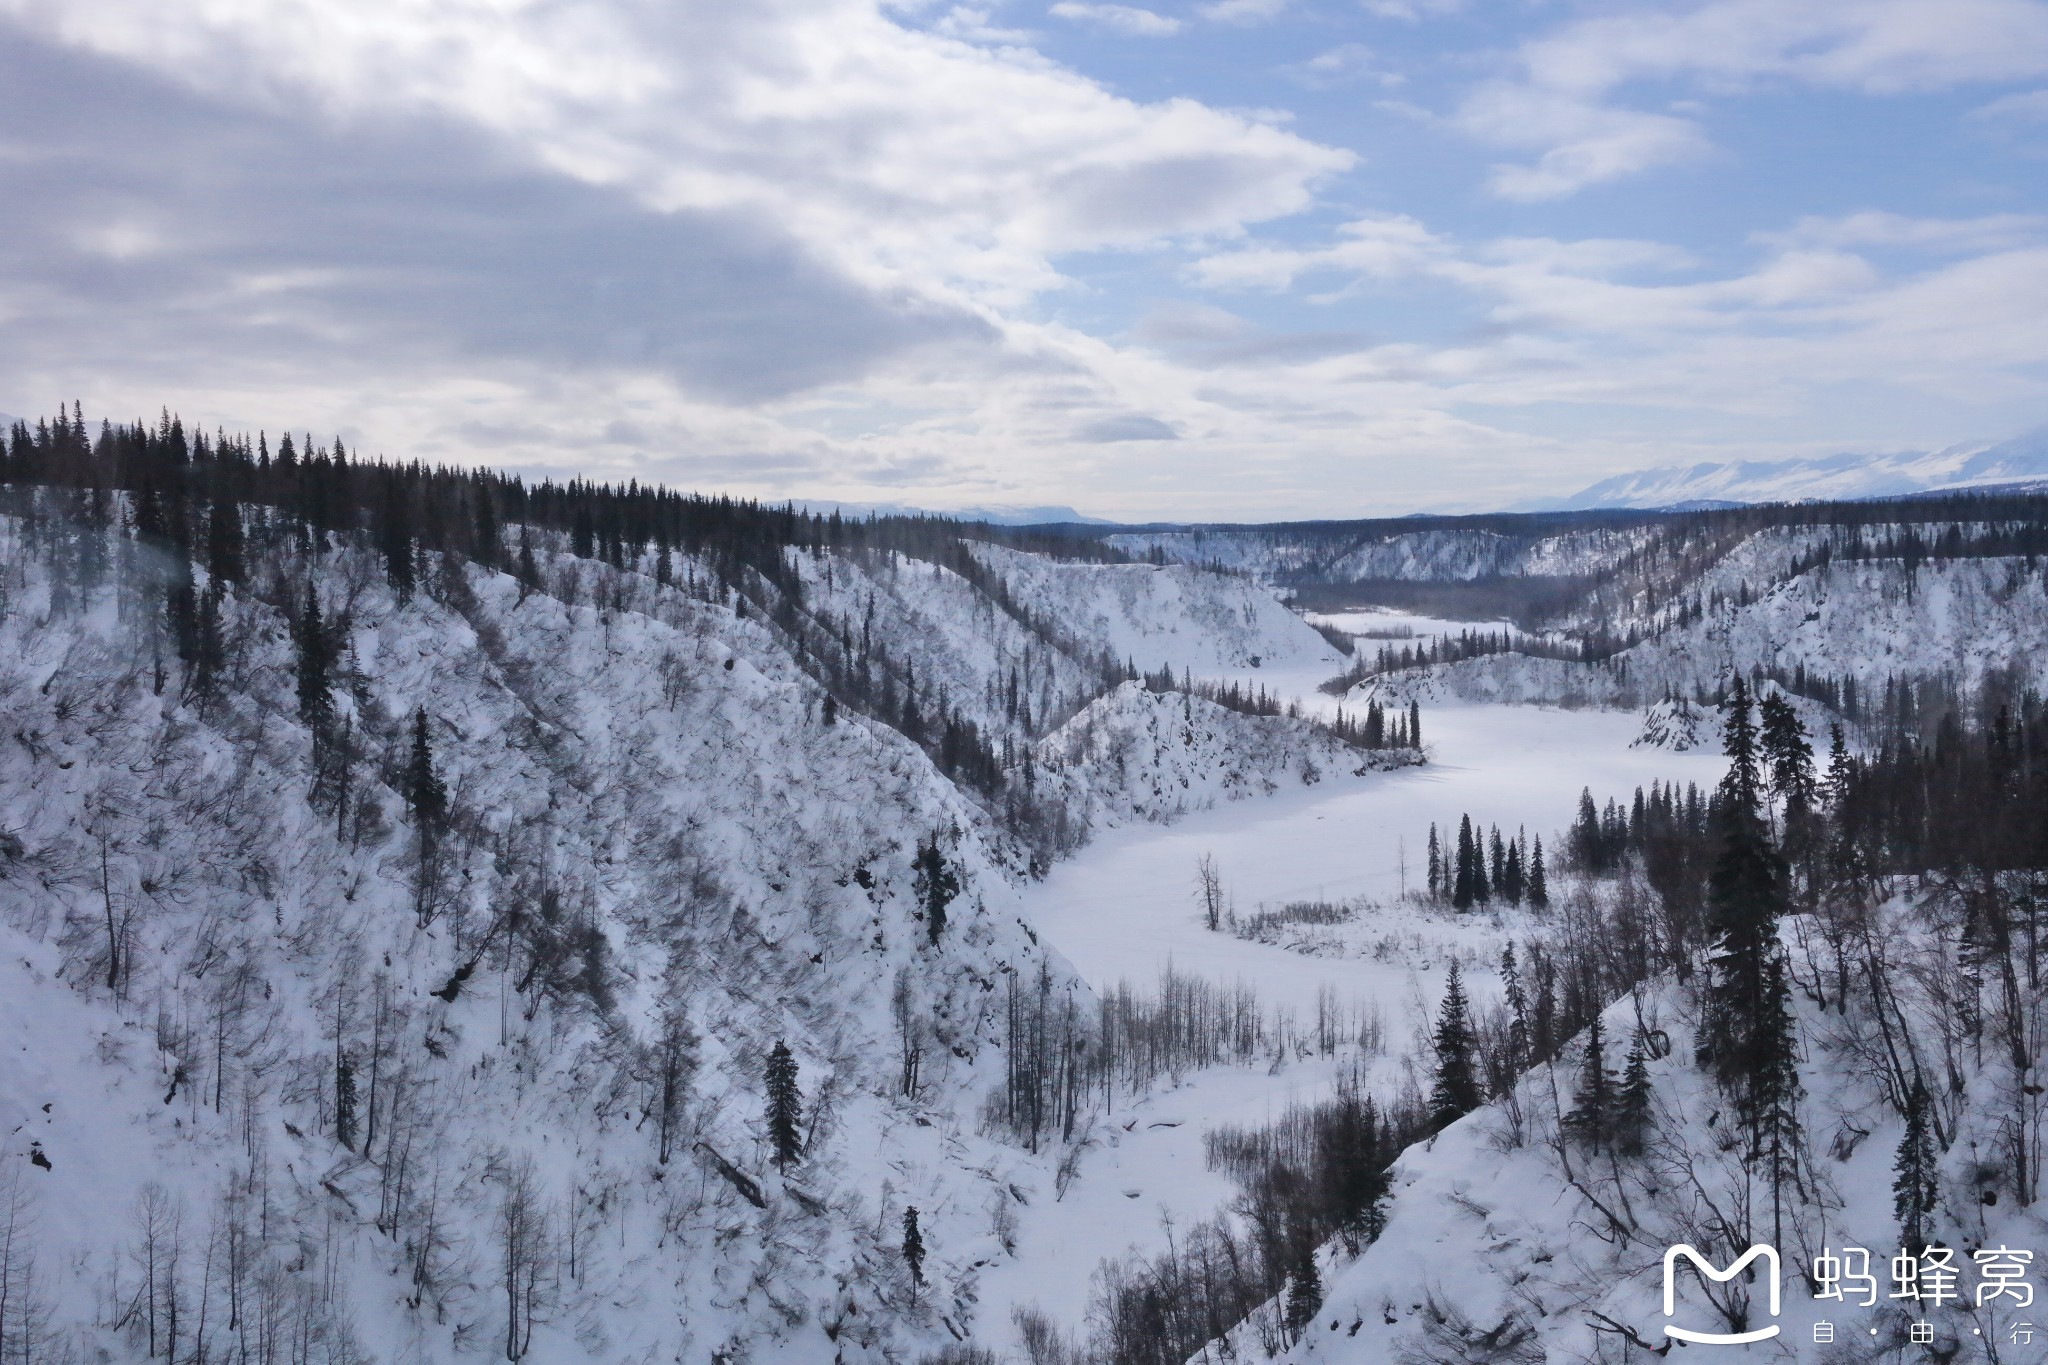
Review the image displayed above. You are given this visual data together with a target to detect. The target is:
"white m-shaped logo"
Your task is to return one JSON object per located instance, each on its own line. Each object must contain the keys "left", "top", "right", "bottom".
{"left": 1663, "top": 1244, "right": 1781, "bottom": 1344}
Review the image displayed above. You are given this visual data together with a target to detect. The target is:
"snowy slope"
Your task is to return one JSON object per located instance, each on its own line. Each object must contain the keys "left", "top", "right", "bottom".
{"left": 1539, "top": 427, "right": 2048, "bottom": 511}
{"left": 0, "top": 517, "right": 1085, "bottom": 1362}
{"left": 969, "top": 543, "right": 1344, "bottom": 675}
{"left": 1107, "top": 526, "right": 1653, "bottom": 586}
{"left": 1364, "top": 552, "right": 2048, "bottom": 712}
{"left": 786, "top": 544, "right": 1102, "bottom": 741}
{"left": 1031, "top": 682, "right": 1419, "bottom": 829}
{"left": 0, "top": 488, "right": 1466, "bottom": 1363}
{"left": 1268, "top": 901, "right": 2048, "bottom": 1362}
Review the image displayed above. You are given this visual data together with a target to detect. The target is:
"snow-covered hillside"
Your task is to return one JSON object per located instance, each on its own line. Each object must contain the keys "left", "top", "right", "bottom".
{"left": 1270, "top": 895, "right": 2048, "bottom": 1362}
{"left": 969, "top": 542, "right": 1344, "bottom": 675}
{"left": 0, "top": 476, "right": 1438, "bottom": 1363}
{"left": 1107, "top": 525, "right": 1652, "bottom": 587}
{"left": 1536, "top": 426, "right": 2048, "bottom": 511}
{"left": 0, "top": 515, "right": 1085, "bottom": 1362}
{"left": 1032, "top": 682, "right": 1419, "bottom": 828}
{"left": 1359, "top": 545, "right": 2048, "bottom": 715}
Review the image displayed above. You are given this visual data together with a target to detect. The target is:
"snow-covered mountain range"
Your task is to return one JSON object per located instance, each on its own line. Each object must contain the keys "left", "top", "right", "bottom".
{"left": 1532, "top": 426, "right": 2048, "bottom": 511}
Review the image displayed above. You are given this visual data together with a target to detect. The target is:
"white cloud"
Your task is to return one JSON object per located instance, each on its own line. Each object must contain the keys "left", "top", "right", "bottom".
{"left": 1459, "top": 0, "right": 2048, "bottom": 199}
{"left": 1285, "top": 42, "right": 1400, "bottom": 90}
{"left": 1757, "top": 211, "right": 2048, "bottom": 254}
{"left": 1358, "top": 0, "right": 1461, "bottom": 19}
{"left": 1200, "top": 0, "right": 1288, "bottom": 25}
{"left": 0, "top": 0, "right": 1347, "bottom": 308}
{"left": 1048, "top": 1, "right": 1181, "bottom": 36}
{"left": 1975, "top": 87, "right": 2048, "bottom": 120}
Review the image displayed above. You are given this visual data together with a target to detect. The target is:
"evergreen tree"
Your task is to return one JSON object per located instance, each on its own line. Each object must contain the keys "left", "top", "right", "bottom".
{"left": 1500, "top": 945, "right": 1529, "bottom": 1075}
{"left": 765, "top": 1040, "right": 803, "bottom": 1171}
{"left": 1564, "top": 1011, "right": 1612, "bottom": 1148}
{"left": 516, "top": 528, "right": 539, "bottom": 602}
{"left": 1452, "top": 816, "right": 1475, "bottom": 910}
{"left": 1759, "top": 692, "right": 1816, "bottom": 815}
{"left": 1571, "top": 789, "right": 1603, "bottom": 870}
{"left": 571, "top": 503, "right": 596, "bottom": 560}
{"left": 1283, "top": 1245, "right": 1323, "bottom": 1342}
{"left": 902, "top": 1206, "right": 926, "bottom": 1287}
{"left": 189, "top": 584, "right": 225, "bottom": 706}
{"left": 472, "top": 487, "right": 500, "bottom": 567}
{"left": 1824, "top": 723, "right": 1854, "bottom": 805}
{"left": 295, "top": 581, "right": 334, "bottom": 727}
{"left": 1428, "top": 961, "right": 1481, "bottom": 1129}
{"left": 1528, "top": 836, "right": 1548, "bottom": 908}
{"left": 379, "top": 479, "right": 416, "bottom": 599}
{"left": 335, "top": 1052, "right": 358, "bottom": 1150}
{"left": 912, "top": 833, "right": 960, "bottom": 947}
{"left": 1426, "top": 822, "right": 1442, "bottom": 901}
{"left": 1408, "top": 699, "right": 1421, "bottom": 750}
{"left": 1893, "top": 1077, "right": 1938, "bottom": 1250}
{"left": 1471, "top": 826, "right": 1491, "bottom": 904}
{"left": 1503, "top": 834, "right": 1525, "bottom": 905}
{"left": 1751, "top": 950, "right": 1804, "bottom": 1244}
{"left": 1720, "top": 676, "right": 1763, "bottom": 811}
{"left": 1613, "top": 1032, "right": 1653, "bottom": 1156}
{"left": 407, "top": 708, "right": 449, "bottom": 839}
{"left": 822, "top": 693, "right": 838, "bottom": 726}
{"left": 1700, "top": 676, "right": 1790, "bottom": 1115}
{"left": 205, "top": 497, "right": 245, "bottom": 586}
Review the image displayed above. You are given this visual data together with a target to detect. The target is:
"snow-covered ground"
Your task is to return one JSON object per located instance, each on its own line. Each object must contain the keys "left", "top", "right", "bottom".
{"left": 981, "top": 704, "right": 1727, "bottom": 1337}
{"left": 1303, "top": 607, "right": 1526, "bottom": 642}
{"left": 1029, "top": 704, "right": 1724, "bottom": 994}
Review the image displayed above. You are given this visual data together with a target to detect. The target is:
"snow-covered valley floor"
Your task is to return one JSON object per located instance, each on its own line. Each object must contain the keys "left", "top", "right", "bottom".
{"left": 981, "top": 703, "right": 1728, "bottom": 1337}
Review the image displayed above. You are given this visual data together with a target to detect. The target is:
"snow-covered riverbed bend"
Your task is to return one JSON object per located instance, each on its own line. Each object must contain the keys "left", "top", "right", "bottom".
{"left": 981, "top": 702, "right": 1728, "bottom": 1335}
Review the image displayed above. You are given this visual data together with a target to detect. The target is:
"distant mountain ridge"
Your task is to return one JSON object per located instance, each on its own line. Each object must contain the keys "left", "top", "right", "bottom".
{"left": 791, "top": 497, "right": 1108, "bottom": 525}
{"left": 1530, "top": 426, "right": 2048, "bottom": 511}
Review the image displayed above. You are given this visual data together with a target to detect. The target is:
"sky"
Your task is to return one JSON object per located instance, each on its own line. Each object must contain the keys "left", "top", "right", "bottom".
{"left": 2, "top": 0, "right": 2047, "bottom": 520}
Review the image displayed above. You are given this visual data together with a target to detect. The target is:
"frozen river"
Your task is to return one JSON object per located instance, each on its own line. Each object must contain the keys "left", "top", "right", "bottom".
{"left": 976, "top": 700, "right": 1728, "bottom": 1339}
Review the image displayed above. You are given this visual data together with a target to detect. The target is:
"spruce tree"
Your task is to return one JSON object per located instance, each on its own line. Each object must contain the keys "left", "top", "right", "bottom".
{"left": 205, "top": 497, "right": 245, "bottom": 586}
{"left": 1428, "top": 961, "right": 1481, "bottom": 1129}
{"left": 1283, "top": 1246, "right": 1323, "bottom": 1342}
{"left": 1408, "top": 699, "right": 1421, "bottom": 750}
{"left": 335, "top": 1052, "right": 358, "bottom": 1150}
{"left": 1452, "top": 816, "right": 1475, "bottom": 910}
{"left": 1614, "top": 1033, "right": 1653, "bottom": 1156}
{"left": 516, "top": 528, "right": 539, "bottom": 602}
{"left": 1564, "top": 1011, "right": 1612, "bottom": 1148}
{"left": 1426, "top": 823, "right": 1442, "bottom": 901}
{"left": 1528, "top": 836, "right": 1548, "bottom": 908}
{"left": 1752, "top": 950, "right": 1804, "bottom": 1245}
{"left": 765, "top": 1040, "right": 803, "bottom": 1171}
{"left": 472, "top": 487, "right": 500, "bottom": 567}
{"left": 407, "top": 708, "right": 449, "bottom": 839}
{"left": 1759, "top": 692, "right": 1815, "bottom": 815}
{"left": 902, "top": 1206, "right": 926, "bottom": 1286}
{"left": 295, "top": 582, "right": 333, "bottom": 727}
{"left": 1500, "top": 945, "right": 1529, "bottom": 1075}
{"left": 1824, "top": 723, "right": 1853, "bottom": 806}
{"left": 379, "top": 479, "right": 416, "bottom": 599}
{"left": 190, "top": 585, "right": 225, "bottom": 706}
{"left": 912, "top": 833, "right": 960, "bottom": 947}
{"left": 1700, "top": 676, "right": 1790, "bottom": 1117}
{"left": 1893, "top": 1077, "right": 1938, "bottom": 1250}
